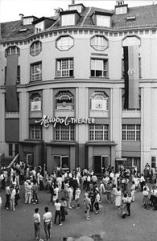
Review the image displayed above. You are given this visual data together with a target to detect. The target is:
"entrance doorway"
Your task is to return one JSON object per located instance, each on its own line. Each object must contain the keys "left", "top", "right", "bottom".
{"left": 24, "top": 153, "right": 34, "bottom": 167}
{"left": 54, "top": 155, "right": 69, "bottom": 171}
{"left": 93, "top": 155, "right": 109, "bottom": 174}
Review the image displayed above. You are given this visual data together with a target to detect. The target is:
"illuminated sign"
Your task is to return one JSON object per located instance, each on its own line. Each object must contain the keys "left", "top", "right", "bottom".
{"left": 35, "top": 115, "right": 95, "bottom": 128}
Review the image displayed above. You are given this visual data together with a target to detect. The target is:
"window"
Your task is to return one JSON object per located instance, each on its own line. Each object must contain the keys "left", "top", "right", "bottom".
{"left": 61, "top": 14, "right": 75, "bottom": 26}
{"left": 116, "top": 157, "right": 141, "bottom": 173}
{"left": 15, "top": 144, "right": 19, "bottom": 155}
{"left": 96, "top": 15, "right": 111, "bottom": 27}
{"left": 122, "top": 124, "right": 140, "bottom": 141}
{"left": 56, "top": 58, "right": 74, "bottom": 77}
{"left": 151, "top": 157, "right": 156, "bottom": 169}
{"left": 30, "top": 93, "right": 42, "bottom": 111}
{"left": 5, "top": 66, "right": 20, "bottom": 84}
{"left": 56, "top": 91, "right": 73, "bottom": 110}
{"left": 56, "top": 35, "right": 74, "bottom": 51}
{"left": 5, "top": 46, "right": 20, "bottom": 56}
{"left": 30, "top": 62, "right": 42, "bottom": 81}
{"left": 30, "top": 125, "right": 42, "bottom": 140}
{"left": 91, "top": 91, "right": 109, "bottom": 111}
{"left": 55, "top": 125, "right": 74, "bottom": 141}
{"left": 91, "top": 58, "right": 108, "bottom": 78}
{"left": 54, "top": 155, "right": 69, "bottom": 170}
{"left": 30, "top": 41, "right": 42, "bottom": 56}
{"left": 91, "top": 35, "right": 108, "bottom": 51}
{"left": 9, "top": 143, "right": 13, "bottom": 156}
{"left": 89, "top": 125, "right": 109, "bottom": 141}
{"left": 8, "top": 143, "right": 19, "bottom": 156}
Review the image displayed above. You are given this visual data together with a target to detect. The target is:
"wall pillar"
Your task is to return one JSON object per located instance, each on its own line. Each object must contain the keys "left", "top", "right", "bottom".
{"left": 0, "top": 91, "right": 7, "bottom": 154}
{"left": 42, "top": 88, "right": 53, "bottom": 142}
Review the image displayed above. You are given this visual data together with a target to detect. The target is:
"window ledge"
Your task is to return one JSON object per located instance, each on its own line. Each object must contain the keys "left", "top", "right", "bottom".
{"left": 90, "top": 77, "right": 109, "bottom": 79}
{"left": 54, "top": 76, "right": 74, "bottom": 79}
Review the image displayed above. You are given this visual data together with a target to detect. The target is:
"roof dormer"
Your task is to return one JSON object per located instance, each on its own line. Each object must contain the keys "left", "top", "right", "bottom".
{"left": 60, "top": 10, "right": 80, "bottom": 26}
{"left": 22, "top": 15, "right": 38, "bottom": 25}
{"left": 92, "top": 11, "right": 112, "bottom": 28}
{"left": 68, "top": 3, "right": 85, "bottom": 13}
{"left": 33, "top": 17, "right": 55, "bottom": 33}
{"left": 115, "top": 1, "right": 128, "bottom": 15}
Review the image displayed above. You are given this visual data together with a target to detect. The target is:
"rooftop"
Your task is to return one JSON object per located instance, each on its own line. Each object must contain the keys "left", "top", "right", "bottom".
{"left": 1, "top": 3, "right": 157, "bottom": 42}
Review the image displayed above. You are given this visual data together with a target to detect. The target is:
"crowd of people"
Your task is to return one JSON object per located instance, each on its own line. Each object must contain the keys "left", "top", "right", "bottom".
{"left": 0, "top": 162, "right": 157, "bottom": 240}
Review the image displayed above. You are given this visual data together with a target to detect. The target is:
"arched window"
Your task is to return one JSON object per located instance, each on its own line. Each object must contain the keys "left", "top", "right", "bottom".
{"left": 30, "top": 41, "right": 42, "bottom": 56}
{"left": 91, "top": 91, "right": 109, "bottom": 111}
{"left": 56, "top": 91, "right": 73, "bottom": 110}
{"left": 90, "top": 35, "right": 108, "bottom": 51}
{"left": 56, "top": 35, "right": 74, "bottom": 51}
{"left": 122, "top": 35, "right": 141, "bottom": 47}
{"left": 5, "top": 46, "right": 20, "bottom": 57}
{"left": 30, "top": 93, "right": 42, "bottom": 111}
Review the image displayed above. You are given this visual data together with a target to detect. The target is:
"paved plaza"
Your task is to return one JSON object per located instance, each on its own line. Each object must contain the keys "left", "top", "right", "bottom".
{"left": 1, "top": 188, "right": 157, "bottom": 241}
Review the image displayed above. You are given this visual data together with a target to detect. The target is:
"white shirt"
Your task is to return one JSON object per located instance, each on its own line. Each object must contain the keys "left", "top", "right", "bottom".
{"left": 10, "top": 188, "right": 16, "bottom": 199}
{"left": 43, "top": 212, "right": 52, "bottom": 223}
{"left": 0, "top": 196, "right": 2, "bottom": 208}
{"left": 33, "top": 213, "right": 41, "bottom": 223}
{"left": 54, "top": 202, "right": 61, "bottom": 211}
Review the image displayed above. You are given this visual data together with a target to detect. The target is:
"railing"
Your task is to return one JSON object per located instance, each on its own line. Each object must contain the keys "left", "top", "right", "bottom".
{"left": 7, "top": 153, "right": 19, "bottom": 169}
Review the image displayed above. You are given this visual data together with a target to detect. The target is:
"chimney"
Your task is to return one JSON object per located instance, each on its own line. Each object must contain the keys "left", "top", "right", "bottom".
{"left": 19, "top": 13, "right": 24, "bottom": 20}
{"left": 54, "top": 8, "right": 63, "bottom": 17}
{"left": 115, "top": 1, "right": 128, "bottom": 15}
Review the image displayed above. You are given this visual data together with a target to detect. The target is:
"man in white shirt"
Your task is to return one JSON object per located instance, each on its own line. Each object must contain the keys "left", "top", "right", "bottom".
{"left": 54, "top": 199, "right": 62, "bottom": 225}
{"left": 43, "top": 206, "right": 52, "bottom": 240}
{"left": 33, "top": 208, "right": 40, "bottom": 240}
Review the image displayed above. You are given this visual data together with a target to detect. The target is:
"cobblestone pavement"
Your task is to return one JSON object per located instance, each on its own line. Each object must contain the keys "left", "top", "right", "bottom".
{"left": 1, "top": 189, "right": 157, "bottom": 241}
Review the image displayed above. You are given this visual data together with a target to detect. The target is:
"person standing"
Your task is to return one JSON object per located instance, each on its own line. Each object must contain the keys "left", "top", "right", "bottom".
{"left": 140, "top": 174, "right": 145, "bottom": 192}
{"left": 5, "top": 184, "right": 10, "bottom": 210}
{"left": 67, "top": 186, "right": 73, "bottom": 209}
{"left": 115, "top": 187, "right": 122, "bottom": 208}
{"left": 54, "top": 199, "right": 62, "bottom": 225}
{"left": 84, "top": 192, "right": 91, "bottom": 220}
{"left": 94, "top": 190, "right": 100, "bottom": 214}
{"left": 121, "top": 193, "right": 128, "bottom": 218}
{"left": 126, "top": 193, "right": 132, "bottom": 216}
{"left": 43, "top": 206, "right": 52, "bottom": 241}
{"left": 32, "top": 180, "right": 39, "bottom": 204}
{"left": 60, "top": 197, "right": 67, "bottom": 222}
{"left": 33, "top": 208, "right": 40, "bottom": 240}
{"left": 75, "top": 187, "right": 81, "bottom": 208}
{"left": 10, "top": 185, "right": 16, "bottom": 211}
{"left": 130, "top": 181, "right": 136, "bottom": 202}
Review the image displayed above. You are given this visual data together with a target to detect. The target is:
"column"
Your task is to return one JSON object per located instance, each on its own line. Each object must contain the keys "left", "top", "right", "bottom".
{"left": 76, "top": 87, "right": 88, "bottom": 168}
{"left": 0, "top": 91, "right": 6, "bottom": 154}
{"left": 141, "top": 86, "right": 151, "bottom": 171}
{"left": 42, "top": 88, "right": 53, "bottom": 142}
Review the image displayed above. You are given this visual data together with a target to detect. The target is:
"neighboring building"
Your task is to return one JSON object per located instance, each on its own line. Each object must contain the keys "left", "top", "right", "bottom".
{"left": 0, "top": 2, "right": 157, "bottom": 173}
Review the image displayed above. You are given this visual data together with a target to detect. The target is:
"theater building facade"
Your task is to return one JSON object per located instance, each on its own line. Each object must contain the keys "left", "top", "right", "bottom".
{"left": 1, "top": 2, "right": 157, "bottom": 173}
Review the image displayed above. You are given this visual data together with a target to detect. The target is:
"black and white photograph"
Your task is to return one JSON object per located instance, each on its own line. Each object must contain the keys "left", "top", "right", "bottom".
{"left": 0, "top": 0, "right": 157, "bottom": 240}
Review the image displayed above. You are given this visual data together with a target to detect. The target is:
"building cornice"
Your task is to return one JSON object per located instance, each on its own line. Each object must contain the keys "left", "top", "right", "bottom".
{"left": 1, "top": 25, "right": 157, "bottom": 46}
